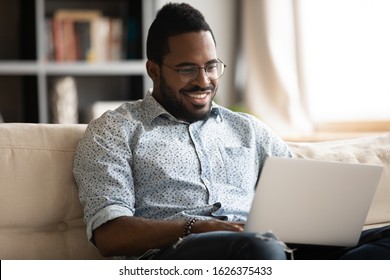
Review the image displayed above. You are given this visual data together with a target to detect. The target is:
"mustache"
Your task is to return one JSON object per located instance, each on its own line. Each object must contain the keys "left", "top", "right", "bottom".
{"left": 180, "top": 85, "right": 214, "bottom": 93}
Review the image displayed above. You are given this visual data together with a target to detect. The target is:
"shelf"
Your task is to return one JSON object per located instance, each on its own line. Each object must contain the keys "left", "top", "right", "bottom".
{"left": 0, "top": 62, "right": 40, "bottom": 75}
{"left": 0, "top": 0, "right": 154, "bottom": 124}
{"left": 44, "top": 61, "right": 146, "bottom": 75}
{"left": 0, "top": 60, "right": 146, "bottom": 76}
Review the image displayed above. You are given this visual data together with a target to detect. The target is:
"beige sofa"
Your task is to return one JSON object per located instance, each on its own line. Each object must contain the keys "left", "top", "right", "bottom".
{"left": 0, "top": 123, "right": 389, "bottom": 260}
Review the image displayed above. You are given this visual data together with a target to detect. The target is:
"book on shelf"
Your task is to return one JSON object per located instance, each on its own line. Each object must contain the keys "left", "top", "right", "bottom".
{"left": 47, "top": 9, "right": 126, "bottom": 62}
{"left": 126, "top": 18, "right": 140, "bottom": 59}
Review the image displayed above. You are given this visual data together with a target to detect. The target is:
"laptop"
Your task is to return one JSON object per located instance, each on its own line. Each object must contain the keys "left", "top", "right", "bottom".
{"left": 244, "top": 157, "right": 383, "bottom": 246}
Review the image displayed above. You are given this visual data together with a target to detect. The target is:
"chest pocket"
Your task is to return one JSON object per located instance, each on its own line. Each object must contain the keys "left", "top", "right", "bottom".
{"left": 220, "top": 146, "right": 256, "bottom": 189}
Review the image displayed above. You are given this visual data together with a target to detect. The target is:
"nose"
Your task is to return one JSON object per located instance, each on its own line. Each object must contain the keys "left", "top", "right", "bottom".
{"left": 193, "top": 68, "right": 210, "bottom": 87}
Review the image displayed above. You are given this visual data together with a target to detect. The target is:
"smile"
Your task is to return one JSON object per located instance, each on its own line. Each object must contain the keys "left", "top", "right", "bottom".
{"left": 186, "top": 92, "right": 209, "bottom": 99}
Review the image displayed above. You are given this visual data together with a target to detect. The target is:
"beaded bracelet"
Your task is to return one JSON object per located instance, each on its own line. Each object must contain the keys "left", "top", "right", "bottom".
{"left": 183, "top": 217, "right": 198, "bottom": 237}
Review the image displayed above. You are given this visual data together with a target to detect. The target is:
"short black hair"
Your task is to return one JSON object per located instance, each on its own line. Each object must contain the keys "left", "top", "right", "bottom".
{"left": 146, "top": 2, "right": 216, "bottom": 64}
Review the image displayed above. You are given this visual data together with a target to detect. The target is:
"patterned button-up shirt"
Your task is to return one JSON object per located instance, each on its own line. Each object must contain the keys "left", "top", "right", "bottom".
{"left": 73, "top": 93, "right": 292, "bottom": 241}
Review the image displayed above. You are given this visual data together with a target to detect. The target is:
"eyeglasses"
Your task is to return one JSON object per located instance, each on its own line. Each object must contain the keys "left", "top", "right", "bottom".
{"left": 162, "top": 59, "right": 226, "bottom": 82}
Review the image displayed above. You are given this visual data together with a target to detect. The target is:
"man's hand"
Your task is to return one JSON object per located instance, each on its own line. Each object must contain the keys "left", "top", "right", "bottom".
{"left": 192, "top": 219, "right": 245, "bottom": 233}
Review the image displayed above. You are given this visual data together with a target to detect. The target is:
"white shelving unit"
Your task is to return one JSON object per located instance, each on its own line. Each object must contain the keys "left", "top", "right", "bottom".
{"left": 0, "top": 0, "right": 155, "bottom": 123}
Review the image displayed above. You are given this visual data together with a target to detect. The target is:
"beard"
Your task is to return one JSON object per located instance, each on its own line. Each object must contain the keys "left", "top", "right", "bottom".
{"left": 156, "top": 75, "right": 217, "bottom": 123}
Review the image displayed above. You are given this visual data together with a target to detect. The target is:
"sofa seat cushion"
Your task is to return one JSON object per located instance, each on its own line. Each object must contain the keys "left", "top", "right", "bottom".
{"left": 288, "top": 133, "right": 390, "bottom": 228}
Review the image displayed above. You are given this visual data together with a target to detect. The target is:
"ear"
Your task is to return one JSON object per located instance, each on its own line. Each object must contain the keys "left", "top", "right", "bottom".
{"left": 146, "top": 60, "right": 160, "bottom": 81}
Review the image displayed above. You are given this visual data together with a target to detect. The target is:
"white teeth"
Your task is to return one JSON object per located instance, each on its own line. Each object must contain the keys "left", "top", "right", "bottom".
{"left": 187, "top": 93, "right": 207, "bottom": 99}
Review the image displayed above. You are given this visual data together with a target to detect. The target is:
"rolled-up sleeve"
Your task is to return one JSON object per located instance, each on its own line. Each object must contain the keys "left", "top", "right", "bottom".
{"left": 73, "top": 111, "right": 135, "bottom": 242}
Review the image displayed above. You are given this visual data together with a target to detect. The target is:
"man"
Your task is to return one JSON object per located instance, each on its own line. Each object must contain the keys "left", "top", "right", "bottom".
{"left": 74, "top": 2, "right": 291, "bottom": 259}
{"left": 74, "top": 3, "right": 389, "bottom": 260}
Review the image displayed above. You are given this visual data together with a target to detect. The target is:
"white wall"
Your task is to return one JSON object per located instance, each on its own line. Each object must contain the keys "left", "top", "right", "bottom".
{"left": 152, "top": 0, "right": 238, "bottom": 107}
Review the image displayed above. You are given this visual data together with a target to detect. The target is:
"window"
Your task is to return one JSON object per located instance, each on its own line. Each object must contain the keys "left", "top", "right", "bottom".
{"left": 297, "top": 0, "right": 390, "bottom": 124}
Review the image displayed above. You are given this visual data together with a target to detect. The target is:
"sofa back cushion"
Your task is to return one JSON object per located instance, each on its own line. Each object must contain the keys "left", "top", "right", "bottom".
{"left": 0, "top": 123, "right": 101, "bottom": 259}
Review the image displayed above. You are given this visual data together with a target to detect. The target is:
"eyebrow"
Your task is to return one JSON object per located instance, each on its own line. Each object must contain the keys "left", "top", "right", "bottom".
{"left": 174, "top": 59, "right": 219, "bottom": 68}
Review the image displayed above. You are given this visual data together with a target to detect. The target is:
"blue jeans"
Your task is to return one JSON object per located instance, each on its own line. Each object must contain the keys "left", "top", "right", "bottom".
{"left": 141, "top": 226, "right": 390, "bottom": 260}
{"left": 290, "top": 225, "right": 390, "bottom": 260}
{"left": 142, "top": 231, "right": 288, "bottom": 260}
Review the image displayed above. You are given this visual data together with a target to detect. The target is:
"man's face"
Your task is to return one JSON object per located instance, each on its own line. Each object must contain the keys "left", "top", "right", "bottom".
{"left": 152, "top": 31, "right": 219, "bottom": 123}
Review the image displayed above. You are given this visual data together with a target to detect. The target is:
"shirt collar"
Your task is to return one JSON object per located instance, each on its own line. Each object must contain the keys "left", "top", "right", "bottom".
{"left": 141, "top": 90, "right": 223, "bottom": 125}
{"left": 210, "top": 103, "right": 223, "bottom": 123}
{"left": 141, "top": 92, "right": 171, "bottom": 124}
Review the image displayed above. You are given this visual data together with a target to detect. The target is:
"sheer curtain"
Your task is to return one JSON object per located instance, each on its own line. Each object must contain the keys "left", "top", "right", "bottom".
{"left": 241, "top": 0, "right": 313, "bottom": 137}
{"left": 240, "top": 0, "right": 390, "bottom": 137}
{"left": 297, "top": 0, "right": 390, "bottom": 124}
